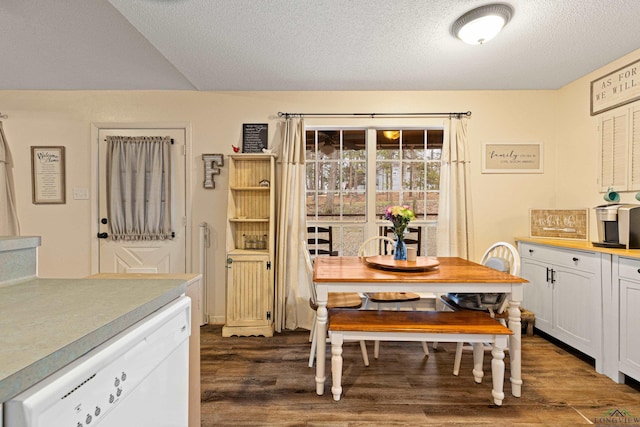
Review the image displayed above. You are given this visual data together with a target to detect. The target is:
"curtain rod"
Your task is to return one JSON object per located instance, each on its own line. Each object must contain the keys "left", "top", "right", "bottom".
{"left": 277, "top": 111, "right": 471, "bottom": 119}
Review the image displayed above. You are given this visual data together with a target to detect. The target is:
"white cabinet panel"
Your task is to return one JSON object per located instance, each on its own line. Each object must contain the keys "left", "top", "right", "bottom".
{"left": 618, "top": 256, "right": 640, "bottom": 382}
{"left": 518, "top": 242, "right": 602, "bottom": 363}
{"left": 521, "top": 258, "right": 553, "bottom": 332}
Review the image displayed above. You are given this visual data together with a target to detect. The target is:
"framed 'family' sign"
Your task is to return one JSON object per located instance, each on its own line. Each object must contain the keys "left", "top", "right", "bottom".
{"left": 481, "top": 142, "right": 543, "bottom": 174}
{"left": 31, "top": 146, "right": 66, "bottom": 204}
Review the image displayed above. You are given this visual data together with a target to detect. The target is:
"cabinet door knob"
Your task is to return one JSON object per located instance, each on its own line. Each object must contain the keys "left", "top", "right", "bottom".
{"left": 572, "top": 257, "right": 579, "bottom": 262}
{"left": 529, "top": 249, "right": 534, "bottom": 254}
{"left": 637, "top": 268, "right": 640, "bottom": 274}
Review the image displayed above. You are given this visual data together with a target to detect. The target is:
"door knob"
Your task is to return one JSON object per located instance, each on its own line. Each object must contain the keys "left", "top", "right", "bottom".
{"left": 101, "top": 218, "right": 108, "bottom": 224}
{"left": 97, "top": 232, "right": 108, "bottom": 239}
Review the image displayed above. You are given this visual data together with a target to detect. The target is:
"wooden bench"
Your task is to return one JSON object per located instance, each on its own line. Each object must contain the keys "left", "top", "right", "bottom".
{"left": 328, "top": 309, "right": 513, "bottom": 405}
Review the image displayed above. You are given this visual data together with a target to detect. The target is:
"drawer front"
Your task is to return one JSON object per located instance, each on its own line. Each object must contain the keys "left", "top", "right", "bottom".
{"left": 618, "top": 256, "right": 640, "bottom": 281}
{"left": 519, "top": 242, "right": 599, "bottom": 273}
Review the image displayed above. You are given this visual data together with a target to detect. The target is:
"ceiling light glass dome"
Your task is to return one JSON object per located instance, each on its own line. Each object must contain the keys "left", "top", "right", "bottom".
{"left": 452, "top": 3, "right": 514, "bottom": 45}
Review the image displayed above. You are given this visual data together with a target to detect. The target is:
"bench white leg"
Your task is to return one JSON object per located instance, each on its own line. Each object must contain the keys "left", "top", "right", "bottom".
{"left": 472, "top": 343, "right": 484, "bottom": 384}
{"left": 374, "top": 340, "right": 380, "bottom": 359}
{"left": 491, "top": 335, "right": 508, "bottom": 406}
{"left": 421, "top": 341, "right": 430, "bottom": 357}
{"left": 331, "top": 333, "right": 344, "bottom": 401}
{"left": 359, "top": 340, "right": 370, "bottom": 366}
{"left": 453, "top": 342, "right": 464, "bottom": 376}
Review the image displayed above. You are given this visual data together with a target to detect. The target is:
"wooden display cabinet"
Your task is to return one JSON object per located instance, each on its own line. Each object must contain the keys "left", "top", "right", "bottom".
{"left": 222, "top": 154, "right": 276, "bottom": 337}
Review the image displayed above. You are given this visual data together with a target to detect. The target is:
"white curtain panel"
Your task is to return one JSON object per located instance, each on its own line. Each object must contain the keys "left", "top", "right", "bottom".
{"left": 0, "top": 122, "right": 20, "bottom": 236}
{"left": 106, "top": 136, "right": 173, "bottom": 241}
{"left": 436, "top": 118, "right": 474, "bottom": 259}
{"left": 274, "top": 117, "right": 312, "bottom": 332}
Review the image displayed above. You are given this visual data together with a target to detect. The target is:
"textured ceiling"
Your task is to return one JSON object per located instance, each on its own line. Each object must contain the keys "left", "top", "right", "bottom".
{"left": 1, "top": 0, "right": 639, "bottom": 91}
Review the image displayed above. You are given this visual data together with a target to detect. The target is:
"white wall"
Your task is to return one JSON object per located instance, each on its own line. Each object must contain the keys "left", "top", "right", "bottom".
{"left": 5, "top": 52, "right": 635, "bottom": 323}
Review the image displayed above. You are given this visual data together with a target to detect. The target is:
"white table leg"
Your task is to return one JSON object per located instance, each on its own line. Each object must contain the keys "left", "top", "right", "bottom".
{"left": 331, "top": 332, "right": 344, "bottom": 401}
{"left": 472, "top": 342, "right": 484, "bottom": 384}
{"left": 491, "top": 335, "right": 507, "bottom": 406}
{"left": 508, "top": 300, "right": 523, "bottom": 397}
{"left": 315, "top": 291, "right": 328, "bottom": 395}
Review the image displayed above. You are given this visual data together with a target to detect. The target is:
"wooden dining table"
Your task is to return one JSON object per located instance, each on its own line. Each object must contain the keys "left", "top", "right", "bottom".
{"left": 312, "top": 256, "right": 528, "bottom": 399}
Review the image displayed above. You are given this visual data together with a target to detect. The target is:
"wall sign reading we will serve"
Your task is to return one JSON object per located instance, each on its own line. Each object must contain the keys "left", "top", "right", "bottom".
{"left": 591, "top": 58, "right": 640, "bottom": 115}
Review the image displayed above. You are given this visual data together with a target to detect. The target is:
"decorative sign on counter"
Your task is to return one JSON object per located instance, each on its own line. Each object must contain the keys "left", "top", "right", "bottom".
{"left": 31, "top": 146, "right": 65, "bottom": 204}
{"left": 242, "top": 123, "right": 268, "bottom": 153}
{"left": 591, "top": 58, "right": 640, "bottom": 116}
{"left": 482, "top": 142, "right": 543, "bottom": 173}
{"left": 530, "top": 209, "right": 589, "bottom": 240}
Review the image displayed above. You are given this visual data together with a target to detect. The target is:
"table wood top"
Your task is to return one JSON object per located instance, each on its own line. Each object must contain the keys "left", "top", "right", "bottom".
{"left": 313, "top": 256, "right": 528, "bottom": 284}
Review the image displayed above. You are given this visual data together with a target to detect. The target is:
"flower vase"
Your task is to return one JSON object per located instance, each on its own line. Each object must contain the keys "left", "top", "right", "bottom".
{"left": 394, "top": 233, "right": 407, "bottom": 261}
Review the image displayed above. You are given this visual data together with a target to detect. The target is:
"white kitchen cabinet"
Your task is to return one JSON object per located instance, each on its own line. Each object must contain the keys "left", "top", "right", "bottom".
{"left": 615, "top": 256, "right": 640, "bottom": 382}
{"left": 222, "top": 154, "right": 276, "bottom": 337}
{"left": 518, "top": 242, "right": 603, "bottom": 369}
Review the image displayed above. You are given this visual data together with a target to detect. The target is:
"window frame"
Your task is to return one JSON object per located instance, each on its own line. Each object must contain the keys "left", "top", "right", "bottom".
{"left": 304, "top": 118, "right": 446, "bottom": 256}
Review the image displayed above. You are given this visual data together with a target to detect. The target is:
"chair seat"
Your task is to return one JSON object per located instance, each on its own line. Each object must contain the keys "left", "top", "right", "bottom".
{"left": 309, "top": 292, "right": 363, "bottom": 311}
{"left": 367, "top": 292, "right": 421, "bottom": 303}
{"left": 440, "top": 294, "right": 509, "bottom": 318}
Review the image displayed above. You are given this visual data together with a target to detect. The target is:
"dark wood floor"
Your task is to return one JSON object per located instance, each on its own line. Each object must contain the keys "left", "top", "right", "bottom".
{"left": 200, "top": 325, "right": 640, "bottom": 426}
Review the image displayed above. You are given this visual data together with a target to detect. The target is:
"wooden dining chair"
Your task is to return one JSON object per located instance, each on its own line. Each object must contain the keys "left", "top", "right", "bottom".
{"left": 442, "top": 241, "right": 520, "bottom": 376}
{"left": 303, "top": 241, "right": 369, "bottom": 367}
{"left": 357, "top": 236, "right": 436, "bottom": 358}
{"left": 379, "top": 225, "right": 422, "bottom": 256}
{"left": 307, "top": 226, "right": 338, "bottom": 256}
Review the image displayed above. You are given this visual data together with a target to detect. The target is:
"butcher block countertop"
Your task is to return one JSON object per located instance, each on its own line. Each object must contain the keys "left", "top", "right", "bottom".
{"left": 0, "top": 276, "right": 187, "bottom": 403}
{"left": 516, "top": 237, "right": 640, "bottom": 259}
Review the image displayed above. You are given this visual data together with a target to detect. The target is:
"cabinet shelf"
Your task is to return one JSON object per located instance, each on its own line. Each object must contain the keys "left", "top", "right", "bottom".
{"left": 228, "top": 248, "right": 269, "bottom": 255}
{"left": 231, "top": 186, "right": 270, "bottom": 191}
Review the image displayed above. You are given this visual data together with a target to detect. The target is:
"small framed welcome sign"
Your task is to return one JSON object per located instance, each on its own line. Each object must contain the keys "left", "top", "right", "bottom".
{"left": 482, "top": 142, "right": 543, "bottom": 174}
{"left": 31, "top": 146, "right": 66, "bottom": 204}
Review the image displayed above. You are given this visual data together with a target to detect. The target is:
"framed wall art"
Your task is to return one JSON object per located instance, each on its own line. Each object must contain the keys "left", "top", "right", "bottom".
{"left": 529, "top": 208, "right": 589, "bottom": 241}
{"left": 591, "top": 58, "right": 640, "bottom": 116}
{"left": 242, "top": 123, "right": 268, "bottom": 153}
{"left": 481, "top": 142, "right": 543, "bottom": 174}
{"left": 31, "top": 146, "right": 66, "bottom": 204}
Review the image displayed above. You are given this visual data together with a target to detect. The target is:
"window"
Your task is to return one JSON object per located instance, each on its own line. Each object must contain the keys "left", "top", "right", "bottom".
{"left": 305, "top": 127, "right": 443, "bottom": 256}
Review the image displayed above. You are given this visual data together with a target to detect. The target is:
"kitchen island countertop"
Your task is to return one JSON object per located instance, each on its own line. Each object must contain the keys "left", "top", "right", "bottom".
{"left": 0, "top": 276, "right": 187, "bottom": 402}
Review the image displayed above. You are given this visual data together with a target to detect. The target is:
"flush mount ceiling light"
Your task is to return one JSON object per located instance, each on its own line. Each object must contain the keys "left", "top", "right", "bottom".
{"left": 452, "top": 3, "right": 513, "bottom": 45}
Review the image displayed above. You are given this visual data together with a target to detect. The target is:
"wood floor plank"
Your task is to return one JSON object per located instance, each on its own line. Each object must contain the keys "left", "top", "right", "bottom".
{"left": 200, "top": 325, "right": 640, "bottom": 426}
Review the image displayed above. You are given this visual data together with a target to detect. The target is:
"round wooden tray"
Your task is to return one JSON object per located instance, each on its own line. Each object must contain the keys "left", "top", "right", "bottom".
{"left": 364, "top": 255, "right": 440, "bottom": 272}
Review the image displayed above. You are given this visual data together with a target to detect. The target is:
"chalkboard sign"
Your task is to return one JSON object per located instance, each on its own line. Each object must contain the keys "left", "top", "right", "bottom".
{"left": 242, "top": 123, "right": 268, "bottom": 153}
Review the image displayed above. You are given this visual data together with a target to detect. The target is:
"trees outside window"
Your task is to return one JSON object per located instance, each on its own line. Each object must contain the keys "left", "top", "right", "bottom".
{"left": 305, "top": 127, "right": 443, "bottom": 256}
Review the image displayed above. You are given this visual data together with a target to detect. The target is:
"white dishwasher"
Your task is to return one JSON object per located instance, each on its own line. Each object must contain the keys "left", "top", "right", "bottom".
{"left": 5, "top": 296, "right": 191, "bottom": 427}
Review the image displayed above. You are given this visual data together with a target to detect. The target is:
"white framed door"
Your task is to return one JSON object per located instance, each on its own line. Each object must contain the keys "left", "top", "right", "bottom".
{"left": 97, "top": 128, "right": 187, "bottom": 273}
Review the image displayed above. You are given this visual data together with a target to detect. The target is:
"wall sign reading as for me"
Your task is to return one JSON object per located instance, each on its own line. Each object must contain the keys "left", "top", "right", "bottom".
{"left": 591, "top": 58, "right": 640, "bottom": 116}
{"left": 481, "top": 142, "right": 543, "bottom": 174}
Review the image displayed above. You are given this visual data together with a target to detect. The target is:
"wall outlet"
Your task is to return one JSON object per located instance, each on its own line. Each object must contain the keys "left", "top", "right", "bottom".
{"left": 73, "top": 188, "right": 90, "bottom": 200}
